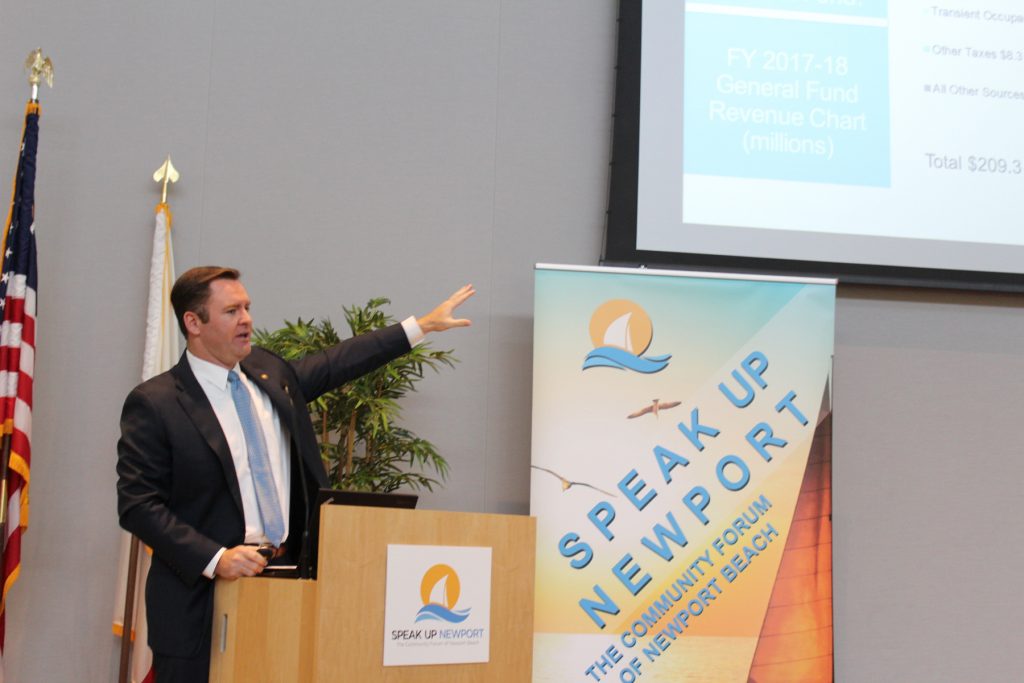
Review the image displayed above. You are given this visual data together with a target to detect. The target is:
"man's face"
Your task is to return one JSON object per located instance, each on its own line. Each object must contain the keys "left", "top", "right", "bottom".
{"left": 186, "top": 278, "right": 253, "bottom": 369}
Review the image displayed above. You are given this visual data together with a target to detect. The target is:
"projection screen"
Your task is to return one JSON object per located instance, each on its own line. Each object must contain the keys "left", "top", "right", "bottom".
{"left": 604, "top": 0, "right": 1024, "bottom": 291}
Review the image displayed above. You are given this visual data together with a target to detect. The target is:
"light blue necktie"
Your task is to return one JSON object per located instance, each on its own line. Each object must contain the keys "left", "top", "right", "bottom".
{"left": 227, "top": 370, "right": 285, "bottom": 546}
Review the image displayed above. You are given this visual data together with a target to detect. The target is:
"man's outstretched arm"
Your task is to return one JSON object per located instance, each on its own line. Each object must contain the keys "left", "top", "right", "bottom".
{"left": 289, "top": 284, "right": 476, "bottom": 400}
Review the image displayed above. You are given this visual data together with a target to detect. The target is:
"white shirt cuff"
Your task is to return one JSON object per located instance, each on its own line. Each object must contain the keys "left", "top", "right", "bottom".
{"left": 203, "top": 547, "right": 227, "bottom": 579}
{"left": 401, "top": 316, "right": 425, "bottom": 346}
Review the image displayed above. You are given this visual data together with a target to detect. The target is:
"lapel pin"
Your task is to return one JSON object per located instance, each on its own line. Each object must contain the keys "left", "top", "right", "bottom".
{"left": 260, "top": 373, "right": 269, "bottom": 380}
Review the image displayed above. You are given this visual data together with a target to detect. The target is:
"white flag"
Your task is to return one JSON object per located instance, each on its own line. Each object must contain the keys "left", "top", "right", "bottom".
{"left": 113, "top": 201, "right": 178, "bottom": 683}
{"left": 142, "top": 203, "right": 179, "bottom": 381}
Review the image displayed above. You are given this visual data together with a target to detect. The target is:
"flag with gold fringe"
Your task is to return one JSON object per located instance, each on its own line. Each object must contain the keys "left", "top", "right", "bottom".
{"left": 112, "top": 200, "right": 177, "bottom": 683}
{"left": 0, "top": 100, "right": 40, "bottom": 677}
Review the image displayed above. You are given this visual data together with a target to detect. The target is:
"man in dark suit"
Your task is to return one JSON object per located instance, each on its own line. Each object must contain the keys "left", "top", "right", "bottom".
{"left": 116, "top": 266, "right": 473, "bottom": 682}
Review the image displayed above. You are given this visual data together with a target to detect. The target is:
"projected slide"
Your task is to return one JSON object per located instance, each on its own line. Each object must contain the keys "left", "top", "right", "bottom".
{"left": 635, "top": 0, "right": 1024, "bottom": 275}
{"left": 684, "top": 2, "right": 890, "bottom": 187}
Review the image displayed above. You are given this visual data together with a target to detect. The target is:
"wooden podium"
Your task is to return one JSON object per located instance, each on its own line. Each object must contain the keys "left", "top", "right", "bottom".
{"left": 209, "top": 505, "right": 536, "bottom": 682}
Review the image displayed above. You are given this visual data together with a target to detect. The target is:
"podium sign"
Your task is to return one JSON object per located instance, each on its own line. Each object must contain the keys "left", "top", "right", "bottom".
{"left": 383, "top": 544, "right": 493, "bottom": 666}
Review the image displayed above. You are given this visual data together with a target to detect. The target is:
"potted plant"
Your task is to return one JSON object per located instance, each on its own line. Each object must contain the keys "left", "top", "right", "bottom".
{"left": 253, "top": 297, "right": 456, "bottom": 492}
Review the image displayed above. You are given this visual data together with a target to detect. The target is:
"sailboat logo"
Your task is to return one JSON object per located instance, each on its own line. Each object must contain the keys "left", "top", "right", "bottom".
{"left": 583, "top": 299, "right": 671, "bottom": 373}
{"left": 415, "top": 563, "right": 471, "bottom": 623}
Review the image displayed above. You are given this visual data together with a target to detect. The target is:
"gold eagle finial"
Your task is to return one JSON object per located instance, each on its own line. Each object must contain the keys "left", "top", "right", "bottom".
{"left": 25, "top": 48, "right": 54, "bottom": 90}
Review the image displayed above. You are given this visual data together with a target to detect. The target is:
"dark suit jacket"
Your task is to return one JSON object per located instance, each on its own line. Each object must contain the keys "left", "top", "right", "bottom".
{"left": 116, "top": 323, "right": 410, "bottom": 657}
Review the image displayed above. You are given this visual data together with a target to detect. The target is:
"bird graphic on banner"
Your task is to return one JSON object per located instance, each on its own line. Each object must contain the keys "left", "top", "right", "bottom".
{"left": 627, "top": 398, "right": 681, "bottom": 419}
{"left": 531, "top": 466, "right": 616, "bottom": 497}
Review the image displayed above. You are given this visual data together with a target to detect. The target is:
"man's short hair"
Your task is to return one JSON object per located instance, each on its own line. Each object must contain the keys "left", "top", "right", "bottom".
{"left": 170, "top": 266, "right": 241, "bottom": 337}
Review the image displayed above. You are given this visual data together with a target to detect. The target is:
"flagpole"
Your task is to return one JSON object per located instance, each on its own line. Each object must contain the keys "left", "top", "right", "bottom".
{"left": 0, "top": 49, "right": 51, "bottom": 554}
{"left": 117, "top": 535, "right": 141, "bottom": 683}
{"left": 118, "top": 156, "right": 181, "bottom": 683}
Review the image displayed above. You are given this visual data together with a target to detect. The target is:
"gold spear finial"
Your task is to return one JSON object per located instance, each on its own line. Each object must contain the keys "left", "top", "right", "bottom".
{"left": 152, "top": 155, "right": 180, "bottom": 204}
{"left": 24, "top": 48, "right": 54, "bottom": 102}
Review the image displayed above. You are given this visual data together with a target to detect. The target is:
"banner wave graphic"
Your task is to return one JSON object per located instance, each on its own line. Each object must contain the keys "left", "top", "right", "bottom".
{"left": 582, "top": 346, "right": 672, "bottom": 373}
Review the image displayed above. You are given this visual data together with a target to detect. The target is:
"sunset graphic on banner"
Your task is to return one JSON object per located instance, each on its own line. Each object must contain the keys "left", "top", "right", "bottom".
{"left": 531, "top": 266, "right": 835, "bottom": 683}
{"left": 582, "top": 300, "right": 671, "bottom": 374}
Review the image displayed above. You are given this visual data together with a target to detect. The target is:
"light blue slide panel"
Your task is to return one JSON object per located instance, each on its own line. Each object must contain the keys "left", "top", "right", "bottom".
{"left": 683, "top": 11, "right": 891, "bottom": 186}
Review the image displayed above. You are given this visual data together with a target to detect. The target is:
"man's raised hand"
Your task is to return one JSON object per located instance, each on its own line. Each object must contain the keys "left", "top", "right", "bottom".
{"left": 417, "top": 284, "right": 475, "bottom": 334}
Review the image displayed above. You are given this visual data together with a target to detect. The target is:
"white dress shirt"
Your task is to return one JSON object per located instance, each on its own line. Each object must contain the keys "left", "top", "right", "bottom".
{"left": 195, "top": 316, "right": 424, "bottom": 578}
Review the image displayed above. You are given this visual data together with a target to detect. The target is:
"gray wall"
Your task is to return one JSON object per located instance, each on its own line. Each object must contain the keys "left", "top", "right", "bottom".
{"left": 0, "top": 1, "right": 1021, "bottom": 681}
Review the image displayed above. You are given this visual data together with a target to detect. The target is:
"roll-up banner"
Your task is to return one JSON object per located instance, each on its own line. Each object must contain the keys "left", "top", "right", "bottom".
{"left": 531, "top": 265, "right": 836, "bottom": 683}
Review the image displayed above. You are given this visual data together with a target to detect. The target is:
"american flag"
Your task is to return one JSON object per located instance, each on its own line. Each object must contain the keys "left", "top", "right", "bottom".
{"left": 0, "top": 101, "right": 40, "bottom": 665}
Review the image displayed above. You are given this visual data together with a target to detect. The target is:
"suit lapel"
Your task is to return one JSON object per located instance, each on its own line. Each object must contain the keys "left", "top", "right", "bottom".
{"left": 171, "top": 355, "right": 245, "bottom": 517}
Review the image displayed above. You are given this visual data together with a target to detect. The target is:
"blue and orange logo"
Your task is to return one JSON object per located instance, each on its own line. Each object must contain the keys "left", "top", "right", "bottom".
{"left": 415, "top": 564, "right": 471, "bottom": 623}
{"left": 583, "top": 300, "right": 671, "bottom": 373}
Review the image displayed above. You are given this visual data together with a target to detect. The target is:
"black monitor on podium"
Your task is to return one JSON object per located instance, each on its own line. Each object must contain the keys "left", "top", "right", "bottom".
{"left": 291, "top": 489, "right": 417, "bottom": 579}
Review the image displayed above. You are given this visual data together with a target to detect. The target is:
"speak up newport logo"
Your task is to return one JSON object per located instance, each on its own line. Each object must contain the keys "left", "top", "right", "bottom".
{"left": 583, "top": 300, "right": 671, "bottom": 373}
{"left": 383, "top": 545, "right": 492, "bottom": 666}
{"left": 415, "top": 563, "right": 471, "bottom": 623}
